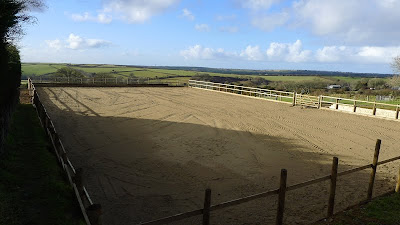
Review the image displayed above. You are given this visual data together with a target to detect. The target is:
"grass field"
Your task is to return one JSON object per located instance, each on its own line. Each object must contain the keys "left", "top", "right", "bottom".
{"left": 22, "top": 63, "right": 366, "bottom": 83}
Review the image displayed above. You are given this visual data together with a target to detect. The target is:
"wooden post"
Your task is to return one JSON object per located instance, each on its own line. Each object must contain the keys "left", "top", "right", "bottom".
{"left": 353, "top": 100, "right": 357, "bottom": 112}
{"left": 202, "top": 188, "right": 211, "bottom": 225}
{"left": 276, "top": 169, "right": 287, "bottom": 225}
{"left": 318, "top": 96, "right": 321, "bottom": 109}
{"left": 87, "top": 204, "right": 102, "bottom": 225}
{"left": 293, "top": 92, "right": 296, "bottom": 106}
{"left": 327, "top": 157, "right": 339, "bottom": 218}
{"left": 367, "top": 139, "right": 381, "bottom": 200}
{"left": 396, "top": 167, "right": 400, "bottom": 193}
{"left": 74, "top": 168, "right": 84, "bottom": 196}
{"left": 396, "top": 105, "right": 399, "bottom": 120}
{"left": 372, "top": 102, "right": 377, "bottom": 115}
{"left": 335, "top": 99, "right": 339, "bottom": 110}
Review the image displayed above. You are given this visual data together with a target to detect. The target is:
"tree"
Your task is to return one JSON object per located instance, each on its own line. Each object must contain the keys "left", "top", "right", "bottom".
{"left": 392, "top": 56, "right": 400, "bottom": 75}
{"left": 388, "top": 56, "right": 400, "bottom": 88}
{"left": 55, "top": 67, "right": 85, "bottom": 78}
{"left": 0, "top": 0, "right": 45, "bottom": 42}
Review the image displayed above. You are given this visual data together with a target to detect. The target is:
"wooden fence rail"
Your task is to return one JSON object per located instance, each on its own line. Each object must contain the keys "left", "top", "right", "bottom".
{"left": 28, "top": 78, "right": 101, "bottom": 225}
{"left": 188, "top": 80, "right": 295, "bottom": 105}
{"left": 140, "top": 139, "right": 400, "bottom": 225}
{"left": 29, "top": 79, "right": 400, "bottom": 224}
{"left": 30, "top": 77, "right": 184, "bottom": 86}
{"left": 189, "top": 80, "right": 400, "bottom": 121}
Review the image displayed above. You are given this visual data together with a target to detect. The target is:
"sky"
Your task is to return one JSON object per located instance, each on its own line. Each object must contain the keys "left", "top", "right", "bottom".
{"left": 20, "top": 0, "right": 400, "bottom": 74}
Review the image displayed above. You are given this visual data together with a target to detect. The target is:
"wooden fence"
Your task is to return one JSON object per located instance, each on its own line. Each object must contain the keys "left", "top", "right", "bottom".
{"left": 188, "top": 80, "right": 295, "bottom": 105}
{"left": 30, "top": 77, "right": 184, "bottom": 86}
{"left": 27, "top": 78, "right": 101, "bottom": 225}
{"left": 189, "top": 80, "right": 400, "bottom": 121}
{"left": 138, "top": 139, "right": 400, "bottom": 225}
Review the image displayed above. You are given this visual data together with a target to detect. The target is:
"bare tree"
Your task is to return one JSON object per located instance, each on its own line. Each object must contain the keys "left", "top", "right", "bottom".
{"left": 392, "top": 56, "right": 400, "bottom": 75}
{"left": 388, "top": 56, "right": 400, "bottom": 88}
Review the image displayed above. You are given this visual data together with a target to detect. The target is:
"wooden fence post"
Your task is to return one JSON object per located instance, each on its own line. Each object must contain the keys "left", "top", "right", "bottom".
{"left": 372, "top": 102, "right": 377, "bottom": 116}
{"left": 367, "top": 139, "right": 381, "bottom": 200}
{"left": 396, "top": 167, "right": 400, "bottom": 193}
{"left": 396, "top": 105, "right": 399, "bottom": 120}
{"left": 335, "top": 99, "right": 339, "bottom": 110}
{"left": 202, "top": 188, "right": 211, "bottom": 225}
{"left": 276, "top": 169, "right": 287, "bottom": 225}
{"left": 318, "top": 96, "right": 322, "bottom": 109}
{"left": 353, "top": 101, "right": 357, "bottom": 112}
{"left": 293, "top": 93, "right": 296, "bottom": 106}
{"left": 327, "top": 157, "right": 339, "bottom": 218}
{"left": 87, "top": 204, "right": 102, "bottom": 225}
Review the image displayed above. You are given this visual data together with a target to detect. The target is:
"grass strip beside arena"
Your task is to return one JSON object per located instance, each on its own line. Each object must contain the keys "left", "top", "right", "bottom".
{"left": 0, "top": 104, "right": 84, "bottom": 225}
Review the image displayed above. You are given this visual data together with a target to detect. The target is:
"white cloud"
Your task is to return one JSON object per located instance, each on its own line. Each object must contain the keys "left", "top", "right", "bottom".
{"left": 45, "top": 39, "right": 62, "bottom": 51}
{"left": 195, "top": 24, "right": 210, "bottom": 32}
{"left": 66, "top": 34, "right": 84, "bottom": 49}
{"left": 97, "top": 13, "right": 113, "bottom": 24}
{"left": 103, "top": 0, "right": 180, "bottom": 23}
{"left": 237, "top": 0, "right": 281, "bottom": 10}
{"left": 180, "top": 40, "right": 400, "bottom": 65}
{"left": 182, "top": 8, "right": 194, "bottom": 20}
{"left": 315, "top": 46, "right": 348, "bottom": 63}
{"left": 251, "top": 12, "right": 289, "bottom": 31}
{"left": 291, "top": 0, "right": 400, "bottom": 44}
{"left": 315, "top": 45, "right": 400, "bottom": 64}
{"left": 66, "top": 34, "right": 111, "bottom": 49}
{"left": 266, "top": 40, "right": 312, "bottom": 62}
{"left": 71, "top": 12, "right": 112, "bottom": 24}
{"left": 240, "top": 45, "right": 263, "bottom": 60}
{"left": 46, "top": 34, "right": 111, "bottom": 51}
{"left": 180, "top": 45, "right": 234, "bottom": 60}
{"left": 219, "top": 26, "right": 239, "bottom": 33}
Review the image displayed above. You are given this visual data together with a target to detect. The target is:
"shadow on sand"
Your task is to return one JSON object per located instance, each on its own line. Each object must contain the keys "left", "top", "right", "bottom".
{"left": 37, "top": 88, "right": 399, "bottom": 225}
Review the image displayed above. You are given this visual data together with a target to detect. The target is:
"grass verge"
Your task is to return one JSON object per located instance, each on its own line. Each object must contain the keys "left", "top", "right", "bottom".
{"left": 316, "top": 193, "right": 400, "bottom": 225}
{"left": 0, "top": 104, "right": 84, "bottom": 225}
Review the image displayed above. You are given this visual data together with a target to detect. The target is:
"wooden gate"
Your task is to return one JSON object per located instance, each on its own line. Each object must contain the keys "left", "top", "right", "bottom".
{"left": 296, "top": 94, "right": 320, "bottom": 108}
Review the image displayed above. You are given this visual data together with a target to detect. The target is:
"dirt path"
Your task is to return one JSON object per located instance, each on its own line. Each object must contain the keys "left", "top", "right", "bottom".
{"left": 37, "top": 87, "right": 400, "bottom": 225}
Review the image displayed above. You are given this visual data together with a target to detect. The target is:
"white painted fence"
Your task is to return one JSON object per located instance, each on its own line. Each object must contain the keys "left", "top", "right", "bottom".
{"left": 189, "top": 80, "right": 400, "bottom": 121}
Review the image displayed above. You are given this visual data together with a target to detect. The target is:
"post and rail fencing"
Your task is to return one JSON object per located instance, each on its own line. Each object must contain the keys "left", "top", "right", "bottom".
{"left": 28, "top": 78, "right": 400, "bottom": 225}
{"left": 27, "top": 78, "right": 101, "bottom": 225}
{"left": 138, "top": 139, "right": 400, "bottom": 225}
{"left": 30, "top": 77, "right": 184, "bottom": 87}
{"left": 189, "top": 80, "right": 400, "bottom": 121}
{"left": 188, "top": 80, "right": 295, "bottom": 105}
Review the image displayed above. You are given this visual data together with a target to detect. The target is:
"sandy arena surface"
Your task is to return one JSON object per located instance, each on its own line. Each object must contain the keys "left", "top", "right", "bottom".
{"left": 37, "top": 87, "right": 400, "bottom": 225}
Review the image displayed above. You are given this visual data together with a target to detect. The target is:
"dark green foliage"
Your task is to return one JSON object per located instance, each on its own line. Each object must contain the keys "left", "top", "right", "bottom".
{"left": 0, "top": 104, "right": 84, "bottom": 225}
{"left": 54, "top": 67, "right": 85, "bottom": 78}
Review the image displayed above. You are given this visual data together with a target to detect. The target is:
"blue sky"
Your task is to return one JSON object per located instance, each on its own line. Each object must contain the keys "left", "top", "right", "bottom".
{"left": 20, "top": 0, "right": 400, "bottom": 73}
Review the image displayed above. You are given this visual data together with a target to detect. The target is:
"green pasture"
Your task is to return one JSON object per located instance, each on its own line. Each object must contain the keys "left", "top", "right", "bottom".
{"left": 20, "top": 63, "right": 375, "bottom": 84}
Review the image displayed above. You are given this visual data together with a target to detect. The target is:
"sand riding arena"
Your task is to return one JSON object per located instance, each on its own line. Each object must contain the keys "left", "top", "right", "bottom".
{"left": 36, "top": 86, "right": 400, "bottom": 225}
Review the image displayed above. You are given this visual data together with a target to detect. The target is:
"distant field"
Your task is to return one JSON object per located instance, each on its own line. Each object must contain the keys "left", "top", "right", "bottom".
{"left": 22, "top": 63, "right": 369, "bottom": 83}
